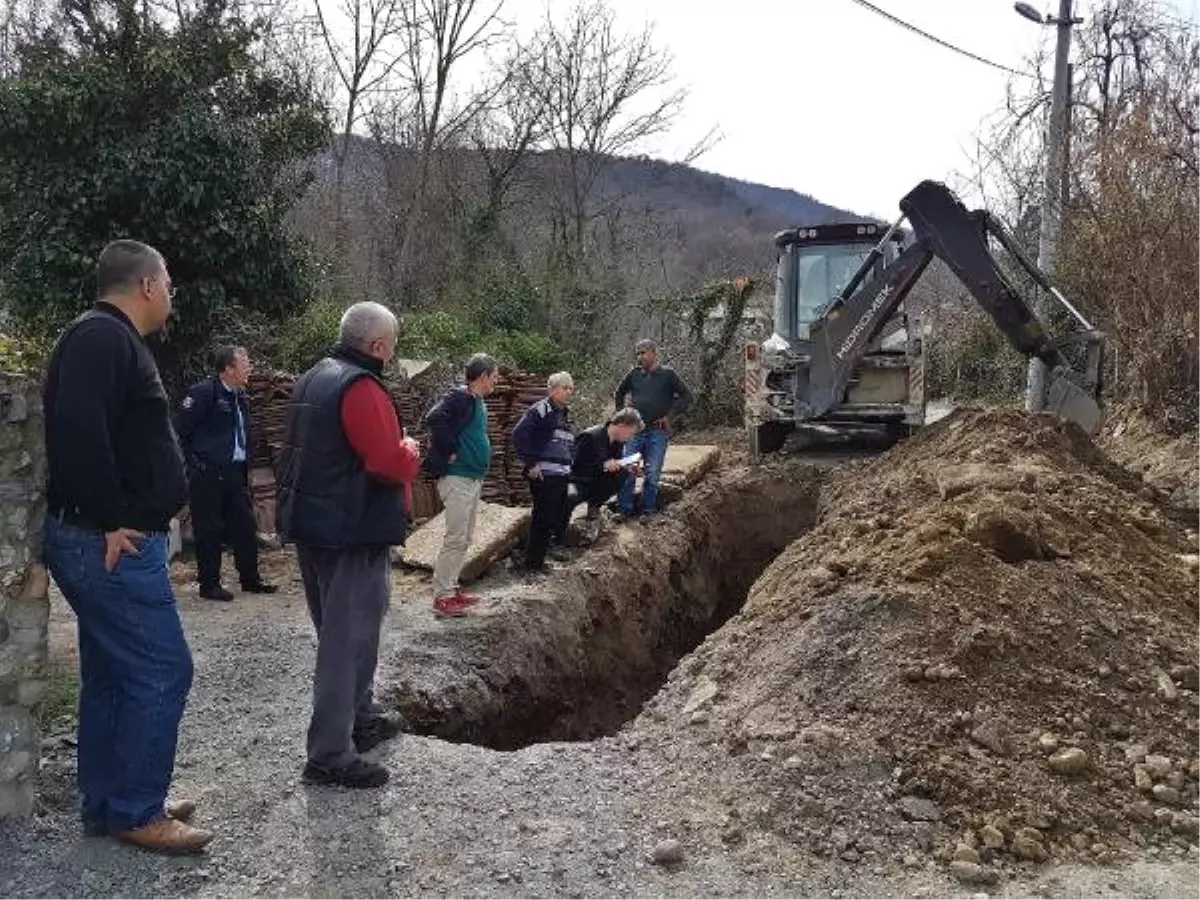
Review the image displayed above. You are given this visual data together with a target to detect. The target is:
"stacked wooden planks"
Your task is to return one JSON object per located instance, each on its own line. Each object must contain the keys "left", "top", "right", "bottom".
{"left": 479, "top": 371, "right": 547, "bottom": 506}
{"left": 241, "top": 367, "right": 548, "bottom": 518}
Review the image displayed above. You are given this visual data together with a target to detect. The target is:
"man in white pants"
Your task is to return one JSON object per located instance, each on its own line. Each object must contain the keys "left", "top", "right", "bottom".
{"left": 421, "top": 353, "right": 499, "bottom": 617}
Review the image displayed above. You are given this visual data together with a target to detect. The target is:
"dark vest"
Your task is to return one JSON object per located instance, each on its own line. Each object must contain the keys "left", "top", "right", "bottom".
{"left": 275, "top": 348, "right": 407, "bottom": 548}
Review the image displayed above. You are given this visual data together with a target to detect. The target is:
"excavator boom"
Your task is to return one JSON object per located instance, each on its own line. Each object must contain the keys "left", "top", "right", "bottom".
{"left": 800, "top": 180, "right": 1104, "bottom": 433}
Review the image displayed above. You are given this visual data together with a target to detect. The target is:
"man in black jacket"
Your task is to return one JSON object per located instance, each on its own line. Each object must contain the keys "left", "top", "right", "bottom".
{"left": 41, "top": 240, "right": 212, "bottom": 854}
{"left": 570, "top": 407, "right": 644, "bottom": 520}
{"left": 175, "top": 346, "right": 276, "bottom": 601}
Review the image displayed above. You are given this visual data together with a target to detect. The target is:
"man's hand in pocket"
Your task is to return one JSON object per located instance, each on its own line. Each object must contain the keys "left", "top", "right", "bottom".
{"left": 104, "top": 528, "right": 144, "bottom": 572}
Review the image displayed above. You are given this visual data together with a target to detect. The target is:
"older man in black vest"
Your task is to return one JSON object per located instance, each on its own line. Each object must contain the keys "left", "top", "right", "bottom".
{"left": 276, "top": 302, "right": 421, "bottom": 789}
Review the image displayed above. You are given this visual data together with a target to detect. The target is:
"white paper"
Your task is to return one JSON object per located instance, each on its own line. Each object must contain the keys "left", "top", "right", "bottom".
{"left": 619, "top": 451, "right": 643, "bottom": 467}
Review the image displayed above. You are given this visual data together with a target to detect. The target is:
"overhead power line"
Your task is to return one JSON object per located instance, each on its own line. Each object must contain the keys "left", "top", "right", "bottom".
{"left": 847, "top": 0, "right": 1036, "bottom": 79}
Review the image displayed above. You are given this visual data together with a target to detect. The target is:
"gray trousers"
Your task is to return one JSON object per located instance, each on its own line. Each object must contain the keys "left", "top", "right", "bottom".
{"left": 297, "top": 544, "right": 390, "bottom": 767}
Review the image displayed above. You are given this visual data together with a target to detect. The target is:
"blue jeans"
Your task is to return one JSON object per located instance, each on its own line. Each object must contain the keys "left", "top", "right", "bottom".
{"left": 42, "top": 516, "right": 194, "bottom": 834}
{"left": 617, "top": 427, "right": 670, "bottom": 515}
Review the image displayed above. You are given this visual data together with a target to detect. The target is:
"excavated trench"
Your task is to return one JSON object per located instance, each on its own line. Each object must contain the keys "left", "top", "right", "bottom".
{"left": 383, "top": 459, "right": 823, "bottom": 750}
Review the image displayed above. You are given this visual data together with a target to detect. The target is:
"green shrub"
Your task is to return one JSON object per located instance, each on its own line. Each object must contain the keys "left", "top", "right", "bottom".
{"left": 278, "top": 303, "right": 590, "bottom": 378}
{"left": 278, "top": 299, "right": 343, "bottom": 373}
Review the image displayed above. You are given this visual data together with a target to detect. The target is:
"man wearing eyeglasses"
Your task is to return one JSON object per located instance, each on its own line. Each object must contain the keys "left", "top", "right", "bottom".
{"left": 175, "top": 346, "right": 276, "bottom": 601}
{"left": 42, "top": 240, "right": 212, "bottom": 854}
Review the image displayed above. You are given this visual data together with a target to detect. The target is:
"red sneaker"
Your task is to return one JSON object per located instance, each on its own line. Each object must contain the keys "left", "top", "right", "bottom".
{"left": 433, "top": 594, "right": 472, "bottom": 618}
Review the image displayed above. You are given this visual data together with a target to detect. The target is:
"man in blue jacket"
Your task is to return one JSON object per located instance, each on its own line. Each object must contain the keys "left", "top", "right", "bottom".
{"left": 512, "top": 372, "right": 575, "bottom": 570}
{"left": 175, "top": 346, "right": 276, "bottom": 601}
{"left": 422, "top": 353, "right": 499, "bottom": 616}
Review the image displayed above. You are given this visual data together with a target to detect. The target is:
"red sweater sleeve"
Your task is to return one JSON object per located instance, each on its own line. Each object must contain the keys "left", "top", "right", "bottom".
{"left": 340, "top": 378, "right": 421, "bottom": 487}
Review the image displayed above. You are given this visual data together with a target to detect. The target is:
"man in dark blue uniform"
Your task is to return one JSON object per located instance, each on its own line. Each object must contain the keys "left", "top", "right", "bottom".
{"left": 175, "top": 346, "right": 276, "bottom": 601}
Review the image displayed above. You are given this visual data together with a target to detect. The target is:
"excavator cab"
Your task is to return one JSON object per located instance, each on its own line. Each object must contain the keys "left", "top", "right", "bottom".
{"left": 746, "top": 223, "right": 924, "bottom": 455}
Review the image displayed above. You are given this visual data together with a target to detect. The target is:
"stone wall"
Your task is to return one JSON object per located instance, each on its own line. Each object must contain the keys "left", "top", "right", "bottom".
{"left": 0, "top": 375, "right": 48, "bottom": 818}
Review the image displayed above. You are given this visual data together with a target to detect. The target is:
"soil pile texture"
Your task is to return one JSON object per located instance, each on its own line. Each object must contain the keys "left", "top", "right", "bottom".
{"left": 1101, "top": 403, "right": 1199, "bottom": 514}
{"left": 638, "top": 408, "right": 1198, "bottom": 880}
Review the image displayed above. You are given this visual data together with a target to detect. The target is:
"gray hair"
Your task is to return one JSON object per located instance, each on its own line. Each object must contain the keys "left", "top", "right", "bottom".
{"left": 339, "top": 301, "right": 398, "bottom": 351}
{"left": 547, "top": 371, "right": 574, "bottom": 390}
{"left": 465, "top": 353, "right": 497, "bottom": 382}
{"left": 96, "top": 240, "right": 165, "bottom": 298}
{"left": 610, "top": 407, "right": 644, "bottom": 429}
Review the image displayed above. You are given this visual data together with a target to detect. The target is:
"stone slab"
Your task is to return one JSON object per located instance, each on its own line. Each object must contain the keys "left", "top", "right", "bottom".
{"left": 400, "top": 501, "right": 531, "bottom": 583}
{"left": 659, "top": 444, "right": 721, "bottom": 488}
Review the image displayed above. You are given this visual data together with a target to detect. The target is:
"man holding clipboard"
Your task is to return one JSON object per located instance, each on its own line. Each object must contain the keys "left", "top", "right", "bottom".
{"left": 569, "top": 407, "right": 645, "bottom": 522}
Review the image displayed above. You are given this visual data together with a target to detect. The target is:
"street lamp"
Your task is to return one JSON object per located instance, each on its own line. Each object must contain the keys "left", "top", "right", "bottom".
{"left": 1016, "top": 0, "right": 1080, "bottom": 413}
{"left": 1013, "top": 2, "right": 1046, "bottom": 24}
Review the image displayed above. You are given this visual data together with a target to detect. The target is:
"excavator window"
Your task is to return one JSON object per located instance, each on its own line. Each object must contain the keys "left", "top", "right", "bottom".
{"left": 794, "top": 244, "right": 876, "bottom": 326}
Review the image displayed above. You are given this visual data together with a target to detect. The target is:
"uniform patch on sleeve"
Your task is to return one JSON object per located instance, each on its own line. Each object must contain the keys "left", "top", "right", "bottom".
{"left": 182, "top": 396, "right": 194, "bottom": 409}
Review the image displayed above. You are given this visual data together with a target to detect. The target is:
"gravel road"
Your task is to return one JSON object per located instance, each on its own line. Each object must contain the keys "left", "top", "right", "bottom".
{"left": 0, "top": 550, "right": 1195, "bottom": 899}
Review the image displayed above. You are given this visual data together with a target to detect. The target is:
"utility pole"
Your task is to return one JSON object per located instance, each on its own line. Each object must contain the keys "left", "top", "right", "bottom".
{"left": 1022, "top": 0, "right": 1077, "bottom": 412}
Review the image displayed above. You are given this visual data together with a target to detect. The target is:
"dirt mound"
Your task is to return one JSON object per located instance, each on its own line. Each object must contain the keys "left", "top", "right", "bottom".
{"left": 1101, "top": 403, "right": 1199, "bottom": 514}
{"left": 639, "top": 408, "right": 1198, "bottom": 876}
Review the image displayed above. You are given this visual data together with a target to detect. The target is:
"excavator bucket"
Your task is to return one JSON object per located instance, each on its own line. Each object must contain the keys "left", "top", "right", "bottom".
{"left": 1045, "top": 371, "right": 1103, "bottom": 435}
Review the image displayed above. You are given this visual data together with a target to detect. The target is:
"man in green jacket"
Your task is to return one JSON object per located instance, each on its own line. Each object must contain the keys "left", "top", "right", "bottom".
{"left": 613, "top": 339, "right": 693, "bottom": 519}
{"left": 424, "top": 354, "right": 499, "bottom": 616}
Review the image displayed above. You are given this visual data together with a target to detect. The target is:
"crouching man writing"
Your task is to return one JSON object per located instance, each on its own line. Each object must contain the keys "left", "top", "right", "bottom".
{"left": 569, "top": 407, "right": 645, "bottom": 524}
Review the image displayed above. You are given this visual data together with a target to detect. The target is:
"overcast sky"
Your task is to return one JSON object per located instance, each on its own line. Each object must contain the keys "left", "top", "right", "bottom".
{"left": 483, "top": 0, "right": 1199, "bottom": 219}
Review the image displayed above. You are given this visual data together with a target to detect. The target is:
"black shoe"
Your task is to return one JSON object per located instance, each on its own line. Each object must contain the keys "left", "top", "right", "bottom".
{"left": 199, "top": 585, "right": 234, "bottom": 602}
{"left": 241, "top": 581, "right": 278, "bottom": 594}
{"left": 353, "top": 715, "right": 405, "bottom": 753}
{"left": 301, "top": 758, "right": 389, "bottom": 789}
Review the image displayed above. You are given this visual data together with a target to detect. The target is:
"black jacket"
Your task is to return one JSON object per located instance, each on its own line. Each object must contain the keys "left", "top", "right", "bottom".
{"left": 571, "top": 424, "right": 625, "bottom": 486}
{"left": 43, "top": 303, "right": 188, "bottom": 532}
{"left": 420, "top": 386, "right": 477, "bottom": 477}
{"left": 174, "top": 376, "right": 252, "bottom": 471}
{"left": 274, "top": 345, "right": 408, "bottom": 549}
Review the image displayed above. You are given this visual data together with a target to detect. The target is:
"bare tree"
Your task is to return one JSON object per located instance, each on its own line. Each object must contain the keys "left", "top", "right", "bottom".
{"left": 311, "top": 0, "right": 408, "bottom": 268}
{"left": 531, "top": 0, "right": 685, "bottom": 275}
{"left": 386, "top": 0, "right": 506, "bottom": 305}
{"left": 469, "top": 36, "right": 546, "bottom": 221}
{"left": 958, "top": 0, "right": 1198, "bottom": 425}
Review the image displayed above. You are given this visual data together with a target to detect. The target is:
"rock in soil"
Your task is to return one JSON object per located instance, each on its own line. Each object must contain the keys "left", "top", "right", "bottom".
{"left": 650, "top": 839, "right": 684, "bottom": 866}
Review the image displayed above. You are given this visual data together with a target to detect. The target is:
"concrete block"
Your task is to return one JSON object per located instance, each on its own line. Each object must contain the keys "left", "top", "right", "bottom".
{"left": 400, "top": 501, "right": 531, "bottom": 583}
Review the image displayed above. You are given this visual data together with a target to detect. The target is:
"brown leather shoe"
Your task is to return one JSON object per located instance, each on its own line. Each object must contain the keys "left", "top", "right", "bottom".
{"left": 166, "top": 799, "right": 197, "bottom": 822}
{"left": 115, "top": 817, "right": 214, "bottom": 854}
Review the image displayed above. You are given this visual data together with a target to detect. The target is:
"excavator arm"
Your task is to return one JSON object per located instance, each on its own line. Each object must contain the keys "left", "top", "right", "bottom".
{"left": 800, "top": 180, "right": 1105, "bottom": 433}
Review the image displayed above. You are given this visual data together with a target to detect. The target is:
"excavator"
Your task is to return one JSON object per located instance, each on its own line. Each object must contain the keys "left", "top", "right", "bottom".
{"left": 744, "top": 179, "right": 1105, "bottom": 456}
